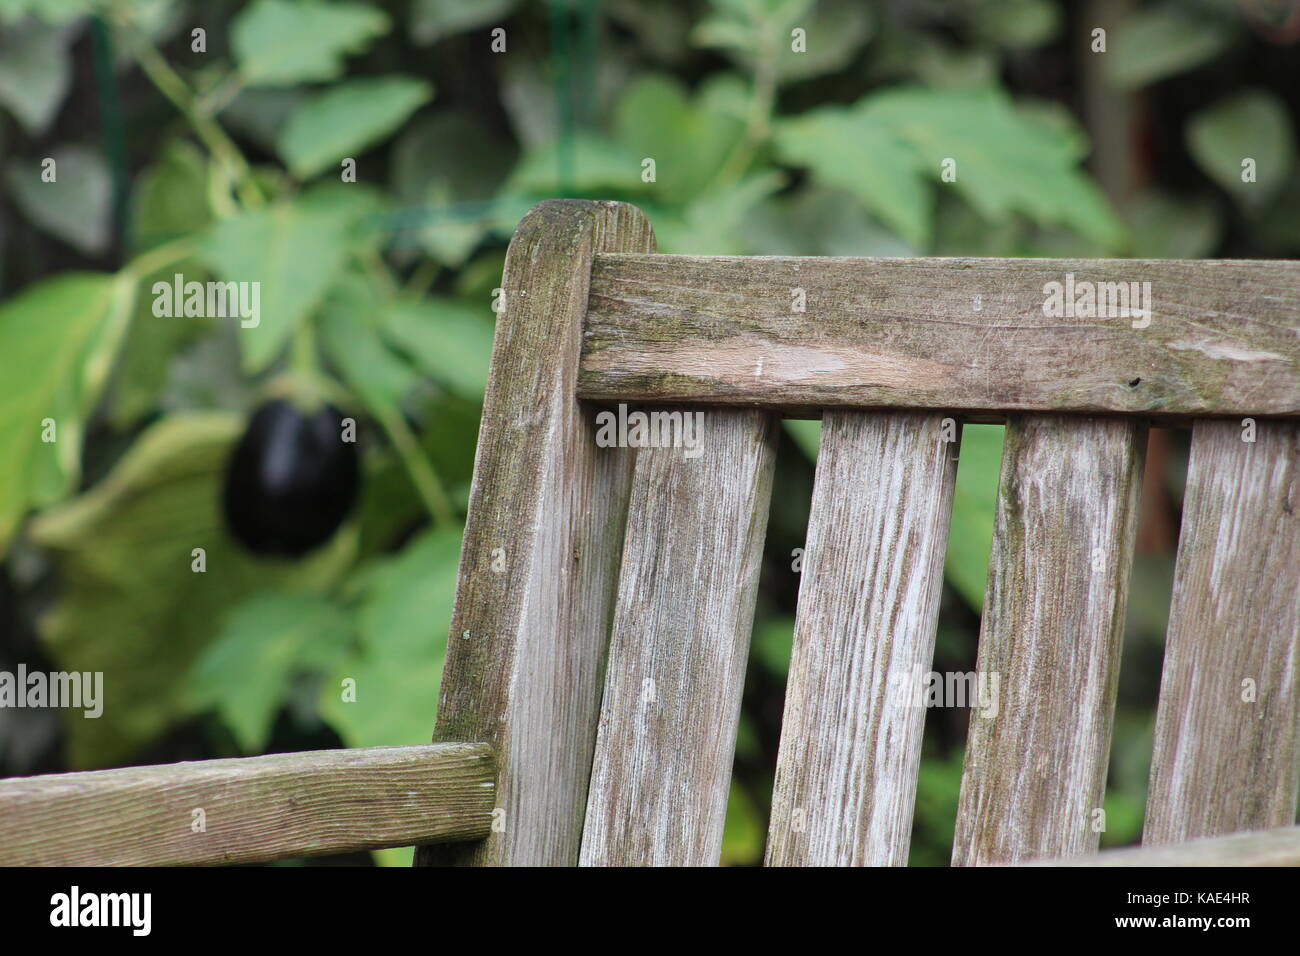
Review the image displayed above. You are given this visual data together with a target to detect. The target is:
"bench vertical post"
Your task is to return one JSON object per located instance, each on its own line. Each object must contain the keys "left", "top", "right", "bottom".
{"left": 953, "top": 415, "right": 1145, "bottom": 865}
{"left": 579, "top": 409, "right": 777, "bottom": 866}
{"left": 766, "top": 410, "right": 960, "bottom": 866}
{"left": 1144, "top": 419, "right": 1300, "bottom": 845}
{"left": 415, "top": 200, "right": 655, "bottom": 866}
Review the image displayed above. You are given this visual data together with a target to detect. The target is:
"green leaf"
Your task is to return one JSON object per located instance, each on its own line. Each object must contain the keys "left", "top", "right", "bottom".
{"left": 109, "top": 142, "right": 218, "bottom": 428}
{"left": 945, "top": 423, "right": 1003, "bottom": 612}
{"left": 320, "top": 527, "right": 462, "bottom": 748}
{"left": 1124, "top": 189, "right": 1221, "bottom": 259}
{"left": 720, "top": 781, "right": 765, "bottom": 866}
{"left": 29, "top": 413, "right": 356, "bottom": 767}
{"left": 909, "top": 750, "right": 964, "bottom": 865}
{"left": 5, "top": 146, "right": 112, "bottom": 254}
{"left": 774, "top": 0, "right": 874, "bottom": 82}
{"left": 783, "top": 419, "right": 821, "bottom": 459}
{"left": 410, "top": 0, "right": 518, "bottom": 45}
{"left": 0, "top": 273, "right": 130, "bottom": 554}
{"left": 774, "top": 104, "right": 931, "bottom": 245}
{"left": 199, "top": 198, "right": 355, "bottom": 372}
{"left": 612, "top": 74, "right": 746, "bottom": 202}
{"left": 1186, "top": 89, "right": 1296, "bottom": 209}
{"left": 605, "top": 0, "right": 694, "bottom": 64}
{"left": 380, "top": 298, "right": 495, "bottom": 399}
{"left": 971, "top": 0, "right": 1059, "bottom": 50}
{"left": 107, "top": 267, "right": 216, "bottom": 429}
{"left": 277, "top": 76, "right": 433, "bottom": 180}
{"left": 232, "top": 0, "right": 390, "bottom": 87}
{"left": 649, "top": 172, "right": 786, "bottom": 254}
{"left": 743, "top": 186, "right": 917, "bottom": 257}
{"left": 751, "top": 614, "right": 795, "bottom": 679}
{"left": 0, "top": 1, "right": 91, "bottom": 26}
{"left": 1100, "top": 789, "right": 1146, "bottom": 849}
{"left": 390, "top": 113, "right": 516, "bottom": 267}
{"left": 318, "top": 273, "right": 422, "bottom": 415}
{"left": 695, "top": 0, "right": 870, "bottom": 86}
{"left": 191, "top": 592, "right": 354, "bottom": 752}
{"left": 130, "top": 139, "right": 212, "bottom": 252}
{"left": 1106, "top": 3, "right": 1233, "bottom": 90}
{"left": 0, "top": 18, "right": 74, "bottom": 134}
{"left": 503, "top": 132, "right": 651, "bottom": 197}
{"left": 220, "top": 88, "right": 308, "bottom": 153}
{"left": 908, "top": 37, "right": 1000, "bottom": 89}
{"left": 864, "top": 86, "right": 1125, "bottom": 250}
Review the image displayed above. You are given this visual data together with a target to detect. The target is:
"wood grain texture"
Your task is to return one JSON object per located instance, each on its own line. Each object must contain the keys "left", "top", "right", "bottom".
{"left": 1024, "top": 825, "right": 1300, "bottom": 867}
{"left": 415, "top": 200, "right": 655, "bottom": 867}
{"left": 953, "top": 415, "right": 1146, "bottom": 866}
{"left": 1144, "top": 419, "right": 1300, "bottom": 846}
{"left": 579, "top": 255, "right": 1300, "bottom": 418}
{"left": 579, "top": 409, "right": 777, "bottom": 866}
{"left": 766, "top": 411, "right": 959, "bottom": 866}
{"left": 0, "top": 744, "right": 494, "bottom": 866}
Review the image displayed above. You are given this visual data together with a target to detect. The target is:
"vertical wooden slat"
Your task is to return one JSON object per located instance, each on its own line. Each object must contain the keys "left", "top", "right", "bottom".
{"left": 579, "top": 409, "right": 778, "bottom": 866}
{"left": 953, "top": 415, "right": 1146, "bottom": 866}
{"left": 415, "top": 200, "right": 655, "bottom": 867}
{"left": 766, "top": 411, "right": 960, "bottom": 866}
{"left": 1144, "top": 419, "right": 1300, "bottom": 845}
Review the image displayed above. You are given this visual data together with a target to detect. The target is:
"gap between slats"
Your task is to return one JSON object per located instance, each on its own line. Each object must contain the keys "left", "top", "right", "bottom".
{"left": 767, "top": 410, "right": 960, "bottom": 866}
{"left": 579, "top": 408, "right": 778, "bottom": 866}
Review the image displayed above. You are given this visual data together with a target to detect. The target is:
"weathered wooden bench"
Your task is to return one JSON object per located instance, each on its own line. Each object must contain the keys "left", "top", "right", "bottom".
{"left": 2, "top": 199, "right": 1297, "bottom": 867}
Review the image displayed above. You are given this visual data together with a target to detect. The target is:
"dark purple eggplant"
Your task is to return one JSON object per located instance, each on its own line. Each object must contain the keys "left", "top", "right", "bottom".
{"left": 222, "top": 399, "right": 359, "bottom": 557}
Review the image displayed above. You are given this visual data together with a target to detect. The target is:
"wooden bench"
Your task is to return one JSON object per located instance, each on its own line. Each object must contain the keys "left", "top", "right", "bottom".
{"left": 2, "top": 199, "right": 1297, "bottom": 867}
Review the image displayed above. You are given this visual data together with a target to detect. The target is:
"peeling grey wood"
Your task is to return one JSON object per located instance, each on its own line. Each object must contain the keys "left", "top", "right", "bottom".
{"left": 580, "top": 409, "right": 777, "bottom": 866}
{"left": 579, "top": 255, "right": 1300, "bottom": 418}
{"left": 1023, "top": 825, "right": 1300, "bottom": 867}
{"left": 0, "top": 744, "right": 494, "bottom": 866}
{"left": 766, "top": 411, "right": 959, "bottom": 866}
{"left": 953, "top": 415, "right": 1146, "bottom": 866}
{"left": 1144, "top": 419, "right": 1300, "bottom": 846}
{"left": 416, "top": 200, "right": 656, "bottom": 867}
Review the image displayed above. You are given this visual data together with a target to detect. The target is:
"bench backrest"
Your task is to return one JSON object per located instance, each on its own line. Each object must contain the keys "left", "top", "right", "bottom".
{"left": 418, "top": 199, "right": 1300, "bottom": 867}
{"left": 2, "top": 198, "right": 1294, "bottom": 868}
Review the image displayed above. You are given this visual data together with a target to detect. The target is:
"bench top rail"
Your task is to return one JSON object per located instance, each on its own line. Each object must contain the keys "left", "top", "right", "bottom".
{"left": 580, "top": 253, "right": 1300, "bottom": 420}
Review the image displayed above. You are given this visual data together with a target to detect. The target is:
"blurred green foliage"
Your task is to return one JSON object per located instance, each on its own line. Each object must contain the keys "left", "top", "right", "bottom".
{"left": 0, "top": 0, "right": 1296, "bottom": 865}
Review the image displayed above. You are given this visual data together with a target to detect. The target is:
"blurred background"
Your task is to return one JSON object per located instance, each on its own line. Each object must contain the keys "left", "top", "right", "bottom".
{"left": 1, "top": 0, "right": 1298, "bottom": 865}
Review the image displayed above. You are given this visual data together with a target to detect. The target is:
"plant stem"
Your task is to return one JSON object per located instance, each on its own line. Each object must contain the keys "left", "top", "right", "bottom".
{"left": 119, "top": 20, "right": 263, "bottom": 210}
{"left": 120, "top": 235, "right": 201, "bottom": 281}
{"left": 375, "top": 405, "right": 457, "bottom": 528}
{"left": 403, "top": 259, "right": 441, "bottom": 299}
{"left": 707, "top": 17, "right": 780, "bottom": 192}
{"left": 197, "top": 72, "right": 245, "bottom": 117}
{"left": 360, "top": 248, "right": 399, "bottom": 297}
